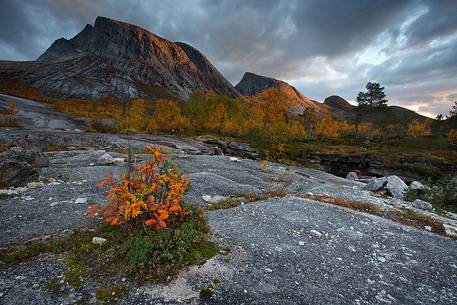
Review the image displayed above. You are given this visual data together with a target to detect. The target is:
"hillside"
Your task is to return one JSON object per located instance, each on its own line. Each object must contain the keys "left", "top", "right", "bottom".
{"left": 0, "top": 17, "right": 239, "bottom": 101}
{"left": 235, "top": 72, "right": 324, "bottom": 114}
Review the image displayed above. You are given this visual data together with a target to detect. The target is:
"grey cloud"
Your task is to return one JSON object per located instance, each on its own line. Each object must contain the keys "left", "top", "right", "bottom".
{"left": 0, "top": 0, "right": 456, "bottom": 116}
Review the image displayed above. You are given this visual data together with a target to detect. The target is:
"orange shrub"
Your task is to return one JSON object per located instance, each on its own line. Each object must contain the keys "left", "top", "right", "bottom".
{"left": 409, "top": 119, "right": 432, "bottom": 137}
{"left": 448, "top": 129, "right": 457, "bottom": 144}
{"left": 87, "top": 146, "right": 190, "bottom": 232}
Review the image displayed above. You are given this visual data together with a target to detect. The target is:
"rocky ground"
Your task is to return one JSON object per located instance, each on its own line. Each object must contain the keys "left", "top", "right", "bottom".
{"left": 1, "top": 95, "right": 457, "bottom": 304}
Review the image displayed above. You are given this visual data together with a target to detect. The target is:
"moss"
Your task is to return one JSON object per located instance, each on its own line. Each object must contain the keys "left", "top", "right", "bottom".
{"left": 95, "top": 284, "right": 128, "bottom": 303}
{"left": 200, "top": 286, "right": 214, "bottom": 299}
{"left": 0, "top": 193, "right": 12, "bottom": 200}
{"left": 1, "top": 205, "right": 217, "bottom": 286}
{"left": 44, "top": 277, "right": 63, "bottom": 293}
{"left": 207, "top": 198, "right": 241, "bottom": 210}
{"left": 0, "top": 242, "right": 48, "bottom": 267}
{"left": 63, "top": 257, "right": 89, "bottom": 288}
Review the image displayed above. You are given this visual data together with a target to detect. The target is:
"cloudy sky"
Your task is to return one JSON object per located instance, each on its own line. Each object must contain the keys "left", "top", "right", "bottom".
{"left": 1, "top": 0, "right": 456, "bottom": 117}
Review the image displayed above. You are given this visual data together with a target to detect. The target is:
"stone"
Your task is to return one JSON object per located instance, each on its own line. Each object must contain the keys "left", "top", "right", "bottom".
{"left": 346, "top": 172, "right": 358, "bottom": 181}
{"left": 443, "top": 224, "right": 457, "bottom": 238}
{"left": 96, "top": 153, "right": 115, "bottom": 165}
{"left": 363, "top": 177, "right": 387, "bottom": 191}
{"left": 201, "top": 195, "right": 227, "bottom": 204}
{"left": 425, "top": 226, "right": 432, "bottom": 231}
{"left": 92, "top": 237, "right": 107, "bottom": 245}
{"left": 412, "top": 199, "right": 433, "bottom": 210}
{"left": 0, "top": 147, "right": 49, "bottom": 187}
{"left": 410, "top": 181, "right": 425, "bottom": 190}
{"left": 75, "top": 197, "right": 88, "bottom": 204}
{"left": 309, "top": 230, "right": 322, "bottom": 239}
{"left": 298, "top": 241, "right": 305, "bottom": 246}
{"left": 386, "top": 175, "right": 408, "bottom": 199}
{"left": 229, "top": 157, "right": 241, "bottom": 162}
{"left": 26, "top": 181, "right": 44, "bottom": 188}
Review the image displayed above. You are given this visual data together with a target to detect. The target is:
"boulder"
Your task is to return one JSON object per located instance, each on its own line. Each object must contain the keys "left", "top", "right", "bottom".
{"left": 363, "top": 177, "right": 387, "bottom": 191}
{"left": 202, "top": 195, "right": 227, "bottom": 204}
{"left": 0, "top": 147, "right": 49, "bottom": 187}
{"left": 412, "top": 199, "right": 433, "bottom": 210}
{"left": 96, "top": 153, "right": 115, "bottom": 165}
{"left": 386, "top": 175, "right": 408, "bottom": 199}
{"left": 346, "top": 172, "right": 358, "bottom": 181}
{"left": 410, "top": 181, "right": 425, "bottom": 191}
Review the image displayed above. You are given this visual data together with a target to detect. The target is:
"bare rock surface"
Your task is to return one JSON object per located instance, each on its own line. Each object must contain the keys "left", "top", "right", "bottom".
{"left": 1, "top": 129, "right": 457, "bottom": 304}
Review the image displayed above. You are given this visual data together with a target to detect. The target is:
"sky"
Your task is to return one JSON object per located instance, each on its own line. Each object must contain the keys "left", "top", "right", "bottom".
{"left": 1, "top": 0, "right": 456, "bottom": 117}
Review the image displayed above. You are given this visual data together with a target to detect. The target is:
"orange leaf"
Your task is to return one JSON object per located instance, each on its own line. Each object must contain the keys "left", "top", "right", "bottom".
{"left": 145, "top": 218, "right": 157, "bottom": 226}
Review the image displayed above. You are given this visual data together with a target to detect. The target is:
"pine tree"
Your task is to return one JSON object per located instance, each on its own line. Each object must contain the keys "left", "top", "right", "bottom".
{"left": 449, "top": 101, "right": 457, "bottom": 118}
{"left": 356, "top": 82, "right": 388, "bottom": 107}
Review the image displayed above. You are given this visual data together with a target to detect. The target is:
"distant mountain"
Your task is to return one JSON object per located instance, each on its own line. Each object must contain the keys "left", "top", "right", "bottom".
{"left": 323, "top": 95, "right": 354, "bottom": 111}
{"left": 0, "top": 16, "right": 239, "bottom": 101}
{"left": 235, "top": 72, "right": 324, "bottom": 114}
{"left": 322, "top": 95, "right": 431, "bottom": 125}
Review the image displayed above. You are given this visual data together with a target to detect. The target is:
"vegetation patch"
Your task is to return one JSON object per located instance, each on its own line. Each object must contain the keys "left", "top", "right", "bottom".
{"left": 95, "top": 284, "right": 129, "bottom": 303}
{"left": 405, "top": 177, "right": 457, "bottom": 213}
{"left": 302, "top": 193, "right": 446, "bottom": 235}
{"left": 207, "top": 191, "right": 287, "bottom": 211}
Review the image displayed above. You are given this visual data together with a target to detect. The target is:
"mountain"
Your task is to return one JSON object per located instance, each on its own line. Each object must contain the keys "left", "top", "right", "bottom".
{"left": 322, "top": 95, "right": 431, "bottom": 125}
{"left": 235, "top": 72, "right": 324, "bottom": 114}
{"left": 0, "top": 16, "right": 239, "bottom": 101}
{"left": 323, "top": 95, "right": 354, "bottom": 112}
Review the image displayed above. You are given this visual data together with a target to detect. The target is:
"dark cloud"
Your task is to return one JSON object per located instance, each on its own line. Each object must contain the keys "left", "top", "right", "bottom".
{"left": 0, "top": 0, "right": 456, "bottom": 116}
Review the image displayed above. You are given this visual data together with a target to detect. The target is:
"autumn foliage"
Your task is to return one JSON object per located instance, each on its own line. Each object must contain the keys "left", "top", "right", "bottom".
{"left": 448, "top": 129, "right": 457, "bottom": 144}
{"left": 87, "top": 146, "right": 190, "bottom": 232}
{"left": 408, "top": 119, "right": 432, "bottom": 137}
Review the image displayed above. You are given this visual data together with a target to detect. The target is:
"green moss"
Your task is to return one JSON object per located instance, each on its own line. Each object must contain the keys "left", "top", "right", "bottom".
{"left": 0, "top": 193, "right": 12, "bottom": 200}
{"left": 63, "top": 257, "right": 88, "bottom": 288}
{"left": 207, "top": 198, "right": 241, "bottom": 210}
{"left": 95, "top": 284, "right": 128, "bottom": 303}
{"left": 0, "top": 242, "right": 48, "bottom": 267}
{"left": 44, "top": 277, "right": 63, "bottom": 293}
{"left": 200, "top": 286, "right": 214, "bottom": 299}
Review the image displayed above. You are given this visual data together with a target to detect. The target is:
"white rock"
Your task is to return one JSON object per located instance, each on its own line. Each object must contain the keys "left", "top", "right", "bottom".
{"left": 298, "top": 241, "right": 305, "bottom": 246}
{"left": 443, "top": 224, "right": 457, "bottom": 238}
{"left": 96, "top": 153, "right": 115, "bottom": 165}
{"left": 229, "top": 157, "right": 241, "bottom": 162}
{"left": 309, "top": 230, "right": 322, "bottom": 239}
{"left": 201, "top": 195, "right": 227, "bottom": 204}
{"left": 424, "top": 226, "right": 432, "bottom": 231}
{"left": 75, "top": 197, "right": 88, "bottom": 204}
{"left": 412, "top": 199, "right": 433, "bottom": 210}
{"left": 363, "top": 177, "right": 387, "bottom": 191}
{"left": 386, "top": 175, "right": 408, "bottom": 199}
{"left": 26, "top": 181, "right": 44, "bottom": 188}
{"left": 346, "top": 172, "right": 358, "bottom": 181}
{"left": 113, "top": 157, "right": 125, "bottom": 163}
{"left": 410, "top": 181, "right": 425, "bottom": 190}
{"left": 89, "top": 163, "right": 95, "bottom": 166}
{"left": 92, "top": 237, "right": 107, "bottom": 245}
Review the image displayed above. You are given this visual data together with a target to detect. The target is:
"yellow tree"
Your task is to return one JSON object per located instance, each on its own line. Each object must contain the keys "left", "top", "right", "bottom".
{"left": 408, "top": 119, "right": 432, "bottom": 137}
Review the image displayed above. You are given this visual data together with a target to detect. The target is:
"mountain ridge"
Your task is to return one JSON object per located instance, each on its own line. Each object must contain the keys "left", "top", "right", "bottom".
{"left": 0, "top": 16, "right": 239, "bottom": 101}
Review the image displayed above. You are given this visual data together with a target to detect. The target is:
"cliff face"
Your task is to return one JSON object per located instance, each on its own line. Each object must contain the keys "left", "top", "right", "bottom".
{"left": 235, "top": 72, "right": 324, "bottom": 114}
{"left": 0, "top": 17, "right": 239, "bottom": 101}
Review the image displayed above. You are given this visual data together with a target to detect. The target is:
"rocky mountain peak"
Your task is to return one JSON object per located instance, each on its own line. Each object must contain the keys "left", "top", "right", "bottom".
{"left": 323, "top": 95, "right": 354, "bottom": 111}
{"left": 5, "top": 16, "right": 239, "bottom": 101}
{"left": 235, "top": 72, "right": 323, "bottom": 114}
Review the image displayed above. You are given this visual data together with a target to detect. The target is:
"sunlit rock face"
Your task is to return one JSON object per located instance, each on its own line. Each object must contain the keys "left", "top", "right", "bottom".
{"left": 0, "top": 16, "right": 240, "bottom": 101}
{"left": 235, "top": 72, "right": 325, "bottom": 114}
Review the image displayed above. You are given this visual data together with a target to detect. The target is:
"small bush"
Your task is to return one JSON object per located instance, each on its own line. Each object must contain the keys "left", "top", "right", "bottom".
{"left": 88, "top": 146, "right": 190, "bottom": 232}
